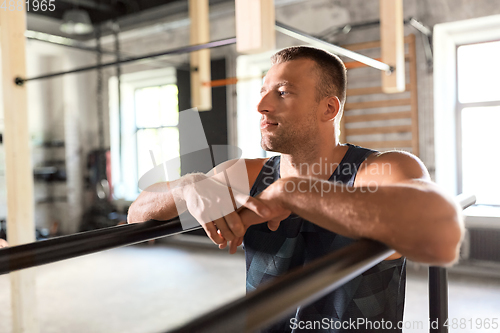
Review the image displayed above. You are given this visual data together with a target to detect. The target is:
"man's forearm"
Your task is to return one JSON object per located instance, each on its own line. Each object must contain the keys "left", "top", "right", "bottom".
{"left": 127, "top": 182, "right": 182, "bottom": 223}
{"left": 127, "top": 174, "right": 207, "bottom": 223}
{"left": 275, "top": 177, "right": 463, "bottom": 265}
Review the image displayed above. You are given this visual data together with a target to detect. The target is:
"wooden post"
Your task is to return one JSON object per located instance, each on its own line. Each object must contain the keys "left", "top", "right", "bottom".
{"left": 235, "top": 0, "right": 276, "bottom": 54}
{"left": 189, "top": 0, "right": 212, "bottom": 111}
{"left": 380, "top": 0, "right": 405, "bottom": 93}
{"left": 0, "top": 7, "right": 38, "bottom": 333}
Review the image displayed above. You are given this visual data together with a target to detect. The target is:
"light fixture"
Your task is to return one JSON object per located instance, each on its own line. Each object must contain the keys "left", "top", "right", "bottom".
{"left": 60, "top": 9, "right": 94, "bottom": 35}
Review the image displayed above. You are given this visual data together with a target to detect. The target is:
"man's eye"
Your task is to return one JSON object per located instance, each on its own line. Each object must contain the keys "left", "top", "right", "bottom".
{"left": 279, "top": 91, "right": 288, "bottom": 96}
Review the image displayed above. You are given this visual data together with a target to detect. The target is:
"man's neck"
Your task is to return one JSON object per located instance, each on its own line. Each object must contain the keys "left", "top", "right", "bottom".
{"left": 279, "top": 142, "right": 348, "bottom": 180}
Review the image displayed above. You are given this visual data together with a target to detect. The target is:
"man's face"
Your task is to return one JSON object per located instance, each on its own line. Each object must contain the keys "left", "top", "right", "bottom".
{"left": 258, "top": 59, "right": 321, "bottom": 153}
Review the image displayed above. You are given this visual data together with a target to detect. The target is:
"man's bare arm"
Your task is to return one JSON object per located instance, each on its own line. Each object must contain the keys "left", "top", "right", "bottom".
{"left": 127, "top": 159, "right": 271, "bottom": 253}
{"left": 240, "top": 151, "right": 464, "bottom": 266}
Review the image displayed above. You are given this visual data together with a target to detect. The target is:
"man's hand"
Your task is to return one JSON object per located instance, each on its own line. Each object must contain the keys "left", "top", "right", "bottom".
{"left": 177, "top": 173, "right": 273, "bottom": 252}
{"left": 0, "top": 239, "right": 8, "bottom": 248}
{"left": 226, "top": 180, "right": 292, "bottom": 254}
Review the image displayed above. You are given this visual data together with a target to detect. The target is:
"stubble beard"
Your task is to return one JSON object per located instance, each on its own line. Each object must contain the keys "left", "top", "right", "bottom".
{"left": 260, "top": 106, "right": 319, "bottom": 154}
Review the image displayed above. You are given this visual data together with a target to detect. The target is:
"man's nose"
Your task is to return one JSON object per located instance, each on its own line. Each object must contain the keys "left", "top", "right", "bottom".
{"left": 257, "top": 92, "right": 275, "bottom": 114}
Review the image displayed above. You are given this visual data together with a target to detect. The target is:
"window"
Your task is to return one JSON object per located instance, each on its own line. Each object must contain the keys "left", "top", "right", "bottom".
{"left": 434, "top": 14, "right": 500, "bottom": 205}
{"left": 109, "top": 67, "right": 177, "bottom": 201}
{"left": 135, "top": 84, "right": 180, "bottom": 181}
{"left": 456, "top": 41, "right": 500, "bottom": 206}
{"left": 236, "top": 51, "right": 280, "bottom": 159}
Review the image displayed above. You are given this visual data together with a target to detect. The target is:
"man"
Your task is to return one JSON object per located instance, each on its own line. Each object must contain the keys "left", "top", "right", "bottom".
{"left": 128, "top": 46, "right": 463, "bottom": 332}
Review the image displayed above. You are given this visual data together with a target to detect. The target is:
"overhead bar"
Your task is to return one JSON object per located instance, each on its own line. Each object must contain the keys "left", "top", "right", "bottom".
{"left": 14, "top": 37, "right": 237, "bottom": 85}
{"left": 0, "top": 217, "right": 200, "bottom": 275}
{"left": 168, "top": 239, "right": 394, "bottom": 333}
{"left": 275, "top": 21, "right": 394, "bottom": 73}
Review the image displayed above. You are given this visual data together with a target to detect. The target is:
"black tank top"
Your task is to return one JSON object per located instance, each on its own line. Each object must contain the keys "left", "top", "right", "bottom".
{"left": 244, "top": 143, "right": 406, "bottom": 332}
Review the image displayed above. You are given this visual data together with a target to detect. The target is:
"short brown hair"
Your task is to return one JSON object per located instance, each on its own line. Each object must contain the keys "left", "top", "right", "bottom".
{"left": 270, "top": 46, "right": 347, "bottom": 105}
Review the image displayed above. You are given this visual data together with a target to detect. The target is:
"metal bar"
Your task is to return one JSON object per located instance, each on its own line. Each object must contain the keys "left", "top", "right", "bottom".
{"left": 428, "top": 193, "right": 475, "bottom": 333}
{"left": 0, "top": 218, "right": 200, "bottom": 275}
{"left": 168, "top": 239, "right": 394, "bottom": 333}
{"left": 275, "top": 21, "right": 393, "bottom": 73}
{"left": 456, "top": 193, "right": 476, "bottom": 210}
{"left": 429, "top": 267, "right": 448, "bottom": 333}
{"left": 15, "top": 37, "right": 237, "bottom": 85}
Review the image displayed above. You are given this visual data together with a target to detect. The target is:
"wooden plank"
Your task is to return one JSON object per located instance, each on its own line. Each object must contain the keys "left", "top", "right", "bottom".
{"left": 348, "top": 140, "right": 412, "bottom": 148}
{"left": 347, "top": 84, "right": 410, "bottom": 96}
{"left": 345, "top": 125, "right": 411, "bottom": 136}
{"left": 0, "top": 7, "right": 38, "bottom": 333}
{"left": 189, "top": 0, "right": 212, "bottom": 111}
{"left": 235, "top": 0, "right": 275, "bottom": 54}
{"left": 345, "top": 98, "right": 411, "bottom": 110}
{"left": 380, "top": 0, "right": 405, "bottom": 93}
{"left": 344, "top": 111, "right": 412, "bottom": 123}
{"left": 408, "top": 34, "right": 420, "bottom": 156}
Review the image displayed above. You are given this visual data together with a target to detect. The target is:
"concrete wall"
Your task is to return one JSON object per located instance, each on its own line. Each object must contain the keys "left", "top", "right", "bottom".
{"left": 2, "top": 0, "right": 498, "bottom": 235}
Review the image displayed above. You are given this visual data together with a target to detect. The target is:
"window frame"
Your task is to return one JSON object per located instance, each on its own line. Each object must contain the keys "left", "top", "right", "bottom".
{"left": 109, "top": 67, "right": 177, "bottom": 201}
{"left": 433, "top": 14, "right": 500, "bottom": 197}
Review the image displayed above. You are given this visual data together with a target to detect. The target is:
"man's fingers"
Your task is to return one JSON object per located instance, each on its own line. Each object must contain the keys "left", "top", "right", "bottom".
{"left": 219, "top": 238, "right": 228, "bottom": 249}
{"left": 229, "top": 236, "right": 243, "bottom": 254}
{"left": 213, "top": 216, "right": 236, "bottom": 241}
{"left": 268, "top": 219, "right": 281, "bottom": 231}
{"left": 235, "top": 193, "right": 271, "bottom": 219}
{"left": 203, "top": 221, "right": 225, "bottom": 245}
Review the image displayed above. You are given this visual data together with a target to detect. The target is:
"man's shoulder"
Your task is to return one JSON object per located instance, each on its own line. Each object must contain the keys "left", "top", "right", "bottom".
{"left": 356, "top": 149, "right": 430, "bottom": 185}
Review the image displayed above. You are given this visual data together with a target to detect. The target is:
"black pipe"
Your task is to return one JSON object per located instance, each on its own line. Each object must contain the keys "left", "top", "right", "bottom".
{"left": 15, "top": 37, "right": 237, "bottom": 85}
{"left": 429, "top": 266, "right": 449, "bottom": 333}
{"left": 168, "top": 239, "right": 393, "bottom": 333}
{"left": 0, "top": 217, "right": 201, "bottom": 275}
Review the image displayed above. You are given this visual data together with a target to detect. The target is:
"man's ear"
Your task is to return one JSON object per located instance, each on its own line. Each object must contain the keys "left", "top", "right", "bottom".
{"left": 322, "top": 96, "right": 341, "bottom": 121}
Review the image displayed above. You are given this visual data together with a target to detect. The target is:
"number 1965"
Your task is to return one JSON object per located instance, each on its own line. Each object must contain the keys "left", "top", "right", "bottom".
{"left": 0, "top": 0, "right": 56, "bottom": 11}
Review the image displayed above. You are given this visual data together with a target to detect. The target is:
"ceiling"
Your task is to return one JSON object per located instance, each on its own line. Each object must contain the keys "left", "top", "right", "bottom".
{"left": 27, "top": 0, "right": 231, "bottom": 40}
{"left": 30, "top": 0, "right": 184, "bottom": 25}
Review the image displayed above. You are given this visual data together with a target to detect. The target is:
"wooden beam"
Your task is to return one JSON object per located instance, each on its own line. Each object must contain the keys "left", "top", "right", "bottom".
{"left": 344, "top": 110, "right": 412, "bottom": 123}
{"left": 348, "top": 140, "right": 412, "bottom": 148}
{"left": 380, "top": 0, "right": 405, "bottom": 93}
{"left": 345, "top": 98, "right": 411, "bottom": 110}
{"left": 347, "top": 84, "right": 410, "bottom": 96}
{"left": 235, "top": 0, "right": 276, "bottom": 54}
{"left": 345, "top": 125, "right": 411, "bottom": 136}
{"left": 0, "top": 7, "right": 38, "bottom": 333}
{"left": 189, "top": 0, "right": 212, "bottom": 111}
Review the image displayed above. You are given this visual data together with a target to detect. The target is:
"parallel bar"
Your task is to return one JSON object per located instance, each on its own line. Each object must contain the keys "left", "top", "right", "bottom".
{"left": 429, "top": 267, "right": 448, "bottom": 333}
{"left": 15, "top": 37, "right": 237, "bottom": 85}
{"left": 275, "top": 21, "right": 393, "bottom": 73}
{"left": 344, "top": 54, "right": 410, "bottom": 69}
{"left": 0, "top": 218, "right": 199, "bottom": 275}
{"left": 428, "top": 194, "right": 475, "bottom": 333}
{"left": 168, "top": 239, "right": 393, "bottom": 333}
